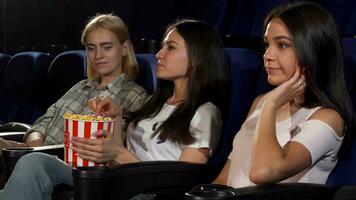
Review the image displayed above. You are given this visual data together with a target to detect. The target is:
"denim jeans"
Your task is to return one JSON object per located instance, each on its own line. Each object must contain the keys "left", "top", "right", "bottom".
{"left": 0, "top": 152, "right": 156, "bottom": 200}
{"left": 0, "top": 152, "right": 72, "bottom": 200}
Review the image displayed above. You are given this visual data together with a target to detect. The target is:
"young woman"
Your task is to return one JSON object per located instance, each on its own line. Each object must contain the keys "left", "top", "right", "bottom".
{"left": 213, "top": 1, "right": 355, "bottom": 187}
{"left": 0, "top": 19, "right": 228, "bottom": 199}
{"left": 0, "top": 14, "right": 147, "bottom": 149}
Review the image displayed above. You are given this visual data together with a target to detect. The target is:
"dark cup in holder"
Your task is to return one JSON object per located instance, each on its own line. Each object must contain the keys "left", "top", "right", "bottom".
{"left": 185, "top": 184, "right": 237, "bottom": 200}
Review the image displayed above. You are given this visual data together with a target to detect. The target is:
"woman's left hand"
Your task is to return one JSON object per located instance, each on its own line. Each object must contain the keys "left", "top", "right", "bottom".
{"left": 263, "top": 67, "right": 306, "bottom": 108}
{"left": 71, "top": 130, "right": 121, "bottom": 163}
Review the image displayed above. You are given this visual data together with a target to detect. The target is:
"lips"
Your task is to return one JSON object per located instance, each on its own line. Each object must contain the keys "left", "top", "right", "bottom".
{"left": 156, "top": 63, "right": 165, "bottom": 68}
{"left": 265, "top": 67, "right": 282, "bottom": 75}
{"left": 95, "top": 62, "right": 107, "bottom": 67}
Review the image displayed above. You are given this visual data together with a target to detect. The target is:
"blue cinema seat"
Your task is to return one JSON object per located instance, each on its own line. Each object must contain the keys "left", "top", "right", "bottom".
{"left": 42, "top": 50, "right": 87, "bottom": 112}
{"left": 135, "top": 53, "right": 157, "bottom": 94}
{"left": 0, "top": 51, "right": 51, "bottom": 124}
{"left": 321, "top": 38, "right": 356, "bottom": 199}
{"left": 224, "top": 0, "right": 290, "bottom": 54}
{"left": 209, "top": 48, "right": 263, "bottom": 166}
{"left": 316, "top": 0, "right": 356, "bottom": 37}
{"left": 340, "top": 38, "right": 356, "bottom": 114}
{"left": 175, "top": 0, "right": 230, "bottom": 34}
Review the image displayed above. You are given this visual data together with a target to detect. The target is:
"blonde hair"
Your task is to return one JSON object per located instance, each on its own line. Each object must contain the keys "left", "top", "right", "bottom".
{"left": 81, "top": 14, "right": 138, "bottom": 81}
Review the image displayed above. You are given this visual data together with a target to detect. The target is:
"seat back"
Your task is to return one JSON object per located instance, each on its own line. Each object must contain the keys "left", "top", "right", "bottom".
{"left": 129, "top": 0, "right": 177, "bottom": 53}
{"left": 326, "top": 38, "right": 356, "bottom": 186}
{"left": 208, "top": 48, "right": 263, "bottom": 166}
{"left": 316, "top": 0, "right": 356, "bottom": 37}
{"left": 227, "top": 0, "right": 290, "bottom": 38}
{"left": 135, "top": 53, "right": 157, "bottom": 94}
{"left": 43, "top": 50, "right": 87, "bottom": 111}
{"left": 0, "top": 52, "right": 51, "bottom": 124}
{"left": 0, "top": 53, "right": 11, "bottom": 87}
{"left": 175, "top": 0, "right": 230, "bottom": 33}
{"left": 341, "top": 38, "right": 356, "bottom": 113}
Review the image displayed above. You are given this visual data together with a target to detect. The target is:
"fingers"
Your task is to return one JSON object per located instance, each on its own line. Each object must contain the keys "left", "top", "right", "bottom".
{"left": 72, "top": 137, "right": 103, "bottom": 151}
{"left": 72, "top": 147, "right": 108, "bottom": 163}
{"left": 293, "top": 78, "right": 307, "bottom": 96}
{"left": 296, "top": 79, "right": 306, "bottom": 88}
{"left": 91, "top": 130, "right": 111, "bottom": 138}
{"left": 289, "top": 66, "right": 302, "bottom": 84}
{"left": 71, "top": 133, "right": 114, "bottom": 162}
{"left": 87, "top": 98, "right": 97, "bottom": 111}
{"left": 94, "top": 96, "right": 111, "bottom": 113}
{"left": 94, "top": 96, "right": 121, "bottom": 117}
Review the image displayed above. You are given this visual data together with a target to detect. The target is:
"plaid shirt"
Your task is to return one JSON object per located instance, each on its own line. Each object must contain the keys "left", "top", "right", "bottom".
{"left": 24, "top": 74, "right": 147, "bottom": 145}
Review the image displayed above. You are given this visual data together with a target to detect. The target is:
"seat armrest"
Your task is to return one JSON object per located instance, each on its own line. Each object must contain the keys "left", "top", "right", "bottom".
{"left": 0, "top": 122, "right": 31, "bottom": 132}
{"left": 0, "top": 131, "right": 26, "bottom": 142}
{"left": 2, "top": 144, "right": 64, "bottom": 181}
{"left": 186, "top": 183, "right": 340, "bottom": 200}
{"left": 73, "top": 161, "right": 218, "bottom": 200}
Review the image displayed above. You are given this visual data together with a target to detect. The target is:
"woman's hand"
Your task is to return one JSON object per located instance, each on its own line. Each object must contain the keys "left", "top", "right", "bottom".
{"left": 0, "top": 138, "right": 27, "bottom": 149}
{"left": 71, "top": 130, "right": 122, "bottom": 163}
{"left": 93, "top": 96, "right": 122, "bottom": 118}
{"left": 263, "top": 67, "right": 306, "bottom": 108}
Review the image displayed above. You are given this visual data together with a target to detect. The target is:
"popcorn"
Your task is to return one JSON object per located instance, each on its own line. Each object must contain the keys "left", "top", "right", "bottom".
{"left": 63, "top": 112, "right": 113, "bottom": 122}
{"left": 63, "top": 113, "right": 116, "bottom": 168}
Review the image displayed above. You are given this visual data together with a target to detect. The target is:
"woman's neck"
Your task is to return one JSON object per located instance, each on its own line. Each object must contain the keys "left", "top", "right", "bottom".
{"left": 276, "top": 95, "right": 305, "bottom": 122}
{"left": 168, "top": 79, "right": 187, "bottom": 105}
{"left": 97, "top": 66, "right": 124, "bottom": 87}
{"left": 98, "top": 72, "right": 122, "bottom": 87}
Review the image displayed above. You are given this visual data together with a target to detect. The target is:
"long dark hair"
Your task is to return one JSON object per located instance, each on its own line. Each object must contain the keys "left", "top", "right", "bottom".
{"left": 128, "top": 19, "right": 228, "bottom": 145}
{"left": 263, "top": 1, "right": 355, "bottom": 157}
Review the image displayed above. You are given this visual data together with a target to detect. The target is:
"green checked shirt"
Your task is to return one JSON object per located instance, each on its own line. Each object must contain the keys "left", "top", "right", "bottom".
{"left": 24, "top": 73, "right": 147, "bottom": 145}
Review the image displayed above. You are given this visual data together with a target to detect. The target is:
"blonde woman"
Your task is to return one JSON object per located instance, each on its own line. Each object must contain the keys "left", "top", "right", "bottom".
{"left": 0, "top": 14, "right": 147, "bottom": 149}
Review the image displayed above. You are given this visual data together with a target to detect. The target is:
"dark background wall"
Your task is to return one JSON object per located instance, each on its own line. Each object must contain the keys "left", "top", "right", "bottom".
{"left": 1, "top": 0, "right": 356, "bottom": 55}
{"left": 0, "top": 0, "right": 227, "bottom": 55}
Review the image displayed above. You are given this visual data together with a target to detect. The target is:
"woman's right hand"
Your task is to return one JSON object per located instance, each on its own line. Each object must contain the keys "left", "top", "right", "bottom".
{"left": 263, "top": 67, "right": 306, "bottom": 108}
{"left": 94, "top": 96, "right": 122, "bottom": 119}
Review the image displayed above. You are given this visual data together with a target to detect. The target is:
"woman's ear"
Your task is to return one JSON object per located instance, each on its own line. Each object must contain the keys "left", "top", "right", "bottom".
{"left": 301, "top": 67, "right": 306, "bottom": 80}
{"left": 121, "top": 40, "right": 129, "bottom": 56}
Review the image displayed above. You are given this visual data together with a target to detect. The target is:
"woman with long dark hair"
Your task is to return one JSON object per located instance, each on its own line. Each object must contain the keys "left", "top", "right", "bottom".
{"left": 213, "top": 1, "right": 355, "bottom": 187}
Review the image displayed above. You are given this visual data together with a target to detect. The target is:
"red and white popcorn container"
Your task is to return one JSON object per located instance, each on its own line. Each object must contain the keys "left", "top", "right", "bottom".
{"left": 63, "top": 114, "right": 115, "bottom": 167}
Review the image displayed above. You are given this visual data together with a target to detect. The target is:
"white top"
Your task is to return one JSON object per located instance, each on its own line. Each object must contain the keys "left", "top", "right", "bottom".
{"left": 126, "top": 102, "right": 222, "bottom": 161}
{"left": 227, "top": 104, "right": 343, "bottom": 188}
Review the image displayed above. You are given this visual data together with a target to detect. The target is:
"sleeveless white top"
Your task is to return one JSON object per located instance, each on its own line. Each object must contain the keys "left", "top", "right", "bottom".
{"left": 227, "top": 104, "right": 343, "bottom": 188}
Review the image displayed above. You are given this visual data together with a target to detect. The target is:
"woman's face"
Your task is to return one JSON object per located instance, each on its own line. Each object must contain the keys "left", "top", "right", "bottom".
{"left": 85, "top": 27, "right": 127, "bottom": 78}
{"left": 263, "top": 18, "right": 301, "bottom": 86}
{"left": 155, "top": 28, "right": 189, "bottom": 83}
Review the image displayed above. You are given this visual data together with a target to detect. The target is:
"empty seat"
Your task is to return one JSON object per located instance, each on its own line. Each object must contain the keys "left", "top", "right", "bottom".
{"left": 0, "top": 52, "right": 51, "bottom": 124}
{"left": 42, "top": 50, "right": 87, "bottom": 112}
{"left": 175, "top": 0, "right": 230, "bottom": 33}
{"left": 325, "top": 38, "right": 356, "bottom": 186}
{"left": 224, "top": 0, "right": 290, "bottom": 54}
{"left": 316, "top": 0, "right": 356, "bottom": 37}
{"left": 129, "top": 0, "right": 178, "bottom": 53}
{"left": 135, "top": 53, "right": 157, "bottom": 94}
{"left": 209, "top": 48, "right": 263, "bottom": 165}
{"left": 341, "top": 38, "right": 356, "bottom": 112}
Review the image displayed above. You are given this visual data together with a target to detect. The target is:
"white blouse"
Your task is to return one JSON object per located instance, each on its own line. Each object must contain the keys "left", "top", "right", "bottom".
{"left": 227, "top": 105, "right": 343, "bottom": 188}
{"left": 126, "top": 102, "right": 222, "bottom": 161}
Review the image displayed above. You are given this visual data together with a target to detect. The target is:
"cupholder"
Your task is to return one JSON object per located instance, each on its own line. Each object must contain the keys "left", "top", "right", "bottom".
{"left": 185, "top": 184, "right": 236, "bottom": 200}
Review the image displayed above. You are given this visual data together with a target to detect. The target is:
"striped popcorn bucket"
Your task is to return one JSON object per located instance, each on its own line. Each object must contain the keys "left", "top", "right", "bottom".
{"left": 63, "top": 116, "right": 115, "bottom": 167}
